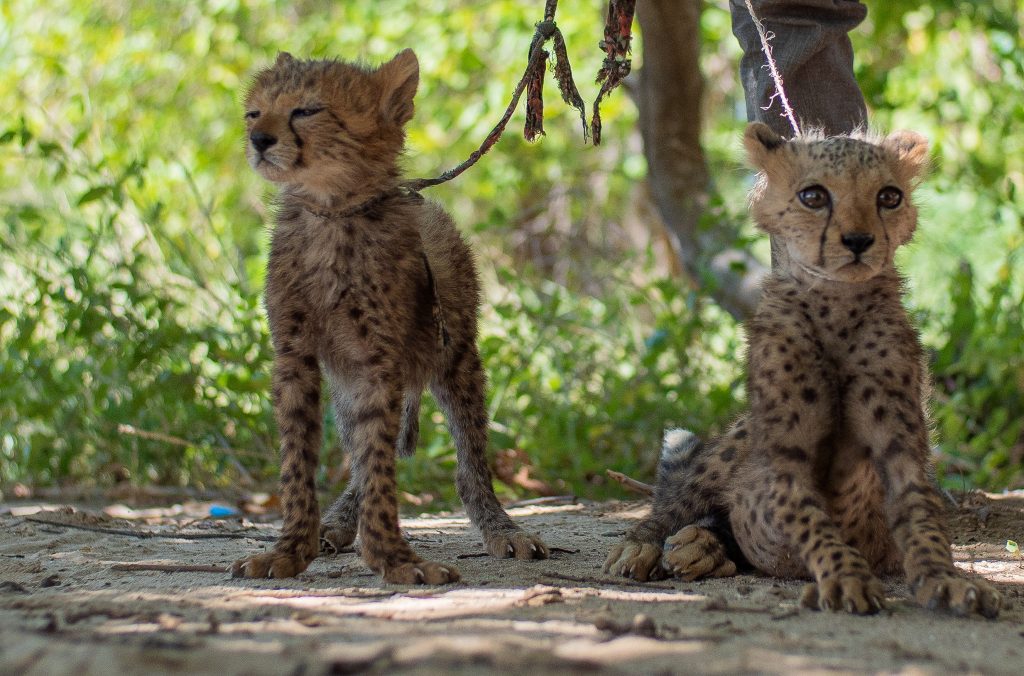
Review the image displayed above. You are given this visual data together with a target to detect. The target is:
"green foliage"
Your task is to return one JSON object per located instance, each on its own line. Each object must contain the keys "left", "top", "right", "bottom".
{"left": 857, "top": 2, "right": 1024, "bottom": 489}
{"left": 1, "top": 0, "right": 1022, "bottom": 500}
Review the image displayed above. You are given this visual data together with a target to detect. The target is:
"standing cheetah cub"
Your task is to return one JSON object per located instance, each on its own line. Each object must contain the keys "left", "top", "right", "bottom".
{"left": 232, "top": 50, "right": 547, "bottom": 584}
{"left": 606, "top": 123, "right": 1002, "bottom": 617}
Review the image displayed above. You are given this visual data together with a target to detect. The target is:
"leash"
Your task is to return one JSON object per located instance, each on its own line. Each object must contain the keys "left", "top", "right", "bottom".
{"left": 743, "top": 0, "right": 802, "bottom": 137}
{"left": 403, "top": 0, "right": 636, "bottom": 192}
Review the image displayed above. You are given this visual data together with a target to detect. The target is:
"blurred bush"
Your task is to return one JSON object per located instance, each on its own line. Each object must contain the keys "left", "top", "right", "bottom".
{"left": 1, "top": 0, "right": 1021, "bottom": 498}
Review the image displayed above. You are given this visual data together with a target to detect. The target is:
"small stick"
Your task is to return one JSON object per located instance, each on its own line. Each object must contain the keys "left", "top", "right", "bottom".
{"left": 506, "top": 495, "right": 578, "bottom": 508}
{"left": 111, "top": 563, "right": 229, "bottom": 574}
{"left": 605, "top": 469, "right": 654, "bottom": 496}
{"left": 549, "top": 546, "right": 580, "bottom": 554}
{"left": 456, "top": 552, "right": 490, "bottom": 559}
{"left": 540, "top": 570, "right": 676, "bottom": 591}
{"left": 25, "top": 516, "right": 277, "bottom": 541}
{"left": 116, "top": 423, "right": 265, "bottom": 460}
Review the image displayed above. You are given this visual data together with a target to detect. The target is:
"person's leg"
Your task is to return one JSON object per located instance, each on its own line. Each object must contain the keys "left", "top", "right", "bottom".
{"left": 730, "top": 0, "right": 867, "bottom": 138}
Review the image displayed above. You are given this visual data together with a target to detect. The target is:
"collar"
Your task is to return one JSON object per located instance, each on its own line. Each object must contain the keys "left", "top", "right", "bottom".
{"left": 291, "top": 187, "right": 419, "bottom": 220}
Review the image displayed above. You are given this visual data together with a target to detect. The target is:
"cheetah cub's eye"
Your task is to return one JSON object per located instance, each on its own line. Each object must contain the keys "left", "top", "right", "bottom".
{"left": 244, "top": 111, "right": 260, "bottom": 120}
{"left": 877, "top": 187, "right": 903, "bottom": 209}
{"left": 291, "top": 107, "right": 324, "bottom": 119}
{"left": 797, "top": 185, "right": 830, "bottom": 210}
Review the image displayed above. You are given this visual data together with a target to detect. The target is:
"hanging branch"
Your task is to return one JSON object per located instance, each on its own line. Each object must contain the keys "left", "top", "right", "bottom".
{"left": 592, "top": 0, "right": 637, "bottom": 145}
{"left": 405, "top": 0, "right": 588, "bottom": 191}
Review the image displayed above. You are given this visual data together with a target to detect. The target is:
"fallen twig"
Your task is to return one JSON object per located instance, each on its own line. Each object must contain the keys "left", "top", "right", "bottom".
{"left": 506, "top": 495, "right": 578, "bottom": 508}
{"left": 540, "top": 570, "right": 676, "bottom": 590}
{"left": 116, "top": 423, "right": 265, "bottom": 460}
{"left": 111, "top": 563, "right": 229, "bottom": 574}
{"left": 25, "top": 516, "right": 276, "bottom": 542}
{"left": 456, "top": 552, "right": 490, "bottom": 559}
{"left": 605, "top": 469, "right": 654, "bottom": 496}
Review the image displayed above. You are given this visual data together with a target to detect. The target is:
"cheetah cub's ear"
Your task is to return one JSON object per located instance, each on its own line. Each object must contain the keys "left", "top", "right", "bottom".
{"left": 882, "top": 130, "right": 930, "bottom": 185}
{"left": 743, "top": 122, "right": 788, "bottom": 178}
{"left": 275, "top": 51, "right": 295, "bottom": 67}
{"left": 376, "top": 48, "right": 420, "bottom": 127}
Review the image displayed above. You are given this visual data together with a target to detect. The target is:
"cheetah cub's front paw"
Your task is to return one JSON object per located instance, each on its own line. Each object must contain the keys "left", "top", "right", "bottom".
{"left": 604, "top": 541, "right": 666, "bottom": 581}
{"left": 800, "top": 574, "right": 886, "bottom": 615}
{"left": 484, "top": 528, "right": 549, "bottom": 560}
{"left": 661, "top": 525, "right": 737, "bottom": 581}
{"left": 231, "top": 549, "right": 314, "bottom": 579}
{"left": 913, "top": 573, "right": 1001, "bottom": 619}
{"left": 384, "top": 560, "right": 461, "bottom": 585}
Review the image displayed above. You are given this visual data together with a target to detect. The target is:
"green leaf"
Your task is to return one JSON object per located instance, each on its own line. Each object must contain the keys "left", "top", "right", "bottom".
{"left": 77, "top": 185, "right": 111, "bottom": 206}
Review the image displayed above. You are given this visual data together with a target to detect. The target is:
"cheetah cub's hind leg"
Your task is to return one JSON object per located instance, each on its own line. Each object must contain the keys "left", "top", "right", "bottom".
{"left": 319, "top": 390, "right": 421, "bottom": 555}
{"left": 662, "top": 524, "right": 737, "bottom": 581}
{"left": 430, "top": 342, "right": 548, "bottom": 560}
{"left": 605, "top": 429, "right": 738, "bottom": 582}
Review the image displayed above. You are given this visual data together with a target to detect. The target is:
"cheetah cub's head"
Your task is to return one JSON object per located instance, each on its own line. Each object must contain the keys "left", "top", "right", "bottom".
{"left": 244, "top": 50, "right": 419, "bottom": 198}
{"left": 744, "top": 122, "right": 929, "bottom": 283}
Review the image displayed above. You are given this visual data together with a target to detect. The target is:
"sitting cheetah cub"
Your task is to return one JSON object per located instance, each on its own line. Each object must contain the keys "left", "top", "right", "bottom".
{"left": 232, "top": 50, "right": 547, "bottom": 584}
{"left": 606, "top": 123, "right": 1002, "bottom": 617}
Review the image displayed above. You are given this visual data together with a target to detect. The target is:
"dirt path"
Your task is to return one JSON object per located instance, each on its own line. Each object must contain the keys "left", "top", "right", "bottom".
{"left": 1, "top": 493, "right": 1022, "bottom": 674}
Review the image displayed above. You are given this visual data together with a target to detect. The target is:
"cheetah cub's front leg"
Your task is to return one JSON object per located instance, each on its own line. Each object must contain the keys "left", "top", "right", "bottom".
{"left": 737, "top": 318, "right": 886, "bottom": 615}
{"left": 231, "top": 346, "right": 322, "bottom": 579}
{"left": 848, "top": 350, "right": 1002, "bottom": 618}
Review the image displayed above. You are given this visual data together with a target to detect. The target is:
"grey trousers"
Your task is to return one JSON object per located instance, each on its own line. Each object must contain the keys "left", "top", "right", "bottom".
{"left": 730, "top": 0, "right": 868, "bottom": 137}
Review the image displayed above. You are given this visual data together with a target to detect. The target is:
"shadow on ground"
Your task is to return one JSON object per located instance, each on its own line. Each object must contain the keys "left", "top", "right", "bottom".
{"left": 1, "top": 492, "right": 1022, "bottom": 674}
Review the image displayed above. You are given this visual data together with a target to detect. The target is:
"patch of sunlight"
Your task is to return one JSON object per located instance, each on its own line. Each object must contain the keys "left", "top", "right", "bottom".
{"left": 555, "top": 635, "right": 707, "bottom": 662}
{"left": 955, "top": 559, "right": 1024, "bottom": 584}
{"left": 585, "top": 588, "right": 708, "bottom": 603}
{"left": 9, "top": 504, "right": 71, "bottom": 516}
{"left": 507, "top": 503, "right": 586, "bottom": 517}
{"left": 608, "top": 505, "right": 653, "bottom": 520}
{"left": 400, "top": 516, "right": 470, "bottom": 530}
{"left": 239, "top": 587, "right": 532, "bottom": 621}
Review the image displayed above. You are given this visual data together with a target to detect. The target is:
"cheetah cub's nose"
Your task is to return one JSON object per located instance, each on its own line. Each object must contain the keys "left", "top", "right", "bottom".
{"left": 250, "top": 131, "right": 277, "bottom": 153}
{"left": 841, "top": 233, "right": 875, "bottom": 255}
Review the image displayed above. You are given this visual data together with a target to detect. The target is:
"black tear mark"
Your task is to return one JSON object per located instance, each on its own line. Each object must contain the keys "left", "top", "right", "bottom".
{"left": 818, "top": 205, "right": 834, "bottom": 268}
{"left": 288, "top": 116, "right": 305, "bottom": 167}
{"left": 876, "top": 204, "right": 892, "bottom": 252}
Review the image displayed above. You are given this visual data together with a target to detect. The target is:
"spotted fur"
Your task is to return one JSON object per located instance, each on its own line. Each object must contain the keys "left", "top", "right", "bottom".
{"left": 231, "top": 50, "right": 547, "bottom": 584}
{"left": 606, "top": 123, "right": 1002, "bottom": 618}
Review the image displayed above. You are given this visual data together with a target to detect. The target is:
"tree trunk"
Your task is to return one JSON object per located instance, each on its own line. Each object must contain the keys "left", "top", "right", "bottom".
{"left": 636, "top": 0, "right": 764, "bottom": 319}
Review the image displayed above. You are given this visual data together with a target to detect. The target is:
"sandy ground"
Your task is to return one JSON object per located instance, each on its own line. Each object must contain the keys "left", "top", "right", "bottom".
{"left": 1, "top": 492, "right": 1022, "bottom": 675}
